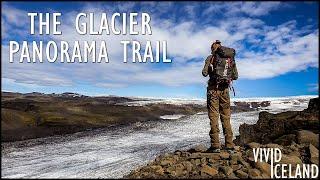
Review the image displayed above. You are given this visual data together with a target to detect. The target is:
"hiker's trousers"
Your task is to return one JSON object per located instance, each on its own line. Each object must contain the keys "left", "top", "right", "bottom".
{"left": 207, "top": 86, "right": 235, "bottom": 149}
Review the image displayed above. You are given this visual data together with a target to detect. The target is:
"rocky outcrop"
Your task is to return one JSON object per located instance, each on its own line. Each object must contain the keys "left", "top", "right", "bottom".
{"left": 231, "top": 101, "right": 270, "bottom": 113}
{"left": 126, "top": 98, "right": 319, "bottom": 179}
{"left": 308, "top": 144, "right": 319, "bottom": 165}
{"left": 296, "top": 130, "right": 319, "bottom": 148}
{"left": 126, "top": 142, "right": 315, "bottom": 179}
{"left": 305, "top": 98, "right": 319, "bottom": 112}
{"left": 234, "top": 98, "right": 319, "bottom": 147}
{"left": 232, "top": 101, "right": 270, "bottom": 112}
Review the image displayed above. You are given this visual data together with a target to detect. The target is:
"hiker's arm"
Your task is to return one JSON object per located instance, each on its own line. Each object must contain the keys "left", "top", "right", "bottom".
{"left": 202, "top": 55, "right": 212, "bottom": 77}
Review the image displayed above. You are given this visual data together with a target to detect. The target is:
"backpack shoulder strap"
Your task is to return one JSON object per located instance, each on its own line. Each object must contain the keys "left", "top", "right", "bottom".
{"left": 209, "top": 54, "right": 215, "bottom": 64}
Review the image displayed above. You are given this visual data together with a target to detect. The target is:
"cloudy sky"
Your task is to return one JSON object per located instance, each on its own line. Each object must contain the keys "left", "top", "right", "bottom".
{"left": 1, "top": 1, "right": 319, "bottom": 98}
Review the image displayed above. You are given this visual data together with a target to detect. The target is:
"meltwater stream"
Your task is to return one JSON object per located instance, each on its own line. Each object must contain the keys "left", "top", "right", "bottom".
{"left": 2, "top": 111, "right": 259, "bottom": 178}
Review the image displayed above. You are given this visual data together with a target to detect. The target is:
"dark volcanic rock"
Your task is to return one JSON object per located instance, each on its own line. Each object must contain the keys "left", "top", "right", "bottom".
{"left": 296, "top": 130, "right": 319, "bottom": 148}
{"left": 234, "top": 98, "right": 319, "bottom": 146}
{"left": 305, "top": 98, "right": 319, "bottom": 112}
{"left": 274, "top": 134, "right": 296, "bottom": 146}
{"left": 126, "top": 143, "right": 316, "bottom": 179}
{"left": 308, "top": 144, "right": 319, "bottom": 165}
{"left": 232, "top": 101, "right": 271, "bottom": 112}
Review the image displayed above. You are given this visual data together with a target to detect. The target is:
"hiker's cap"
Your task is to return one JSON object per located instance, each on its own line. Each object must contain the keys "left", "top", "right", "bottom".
{"left": 215, "top": 40, "right": 221, "bottom": 44}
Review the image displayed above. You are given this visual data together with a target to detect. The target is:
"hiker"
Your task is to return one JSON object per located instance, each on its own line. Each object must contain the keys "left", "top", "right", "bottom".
{"left": 202, "top": 40, "right": 238, "bottom": 153}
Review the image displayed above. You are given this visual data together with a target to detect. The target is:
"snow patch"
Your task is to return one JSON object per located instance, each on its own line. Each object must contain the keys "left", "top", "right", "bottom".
{"left": 160, "top": 114, "right": 185, "bottom": 120}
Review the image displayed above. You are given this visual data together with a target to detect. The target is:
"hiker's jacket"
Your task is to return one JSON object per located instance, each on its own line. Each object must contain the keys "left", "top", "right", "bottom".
{"left": 202, "top": 54, "right": 214, "bottom": 77}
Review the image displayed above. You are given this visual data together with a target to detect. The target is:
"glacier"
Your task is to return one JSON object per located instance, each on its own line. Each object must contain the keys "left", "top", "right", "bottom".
{"left": 1, "top": 95, "right": 317, "bottom": 178}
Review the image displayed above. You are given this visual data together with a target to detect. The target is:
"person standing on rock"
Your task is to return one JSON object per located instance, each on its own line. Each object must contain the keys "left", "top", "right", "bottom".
{"left": 202, "top": 40, "right": 238, "bottom": 153}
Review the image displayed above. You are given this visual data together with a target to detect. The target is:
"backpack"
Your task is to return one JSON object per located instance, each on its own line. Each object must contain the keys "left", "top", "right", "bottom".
{"left": 210, "top": 46, "right": 238, "bottom": 82}
{"left": 216, "top": 46, "right": 235, "bottom": 59}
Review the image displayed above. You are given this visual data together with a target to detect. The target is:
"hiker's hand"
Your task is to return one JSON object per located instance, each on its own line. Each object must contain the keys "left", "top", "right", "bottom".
{"left": 212, "top": 43, "right": 220, "bottom": 52}
{"left": 210, "top": 56, "right": 215, "bottom": 64}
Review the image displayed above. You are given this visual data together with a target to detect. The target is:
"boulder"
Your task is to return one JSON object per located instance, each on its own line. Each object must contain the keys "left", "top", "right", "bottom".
{"left": 220, "top": 166, "right": 233, "bottom": 176}
{"left": 200, "top": 157, "right": 207, "bottom": 164}
{"left": 238, "top": 156, "right": 251, "bottom": 169}
{"left": 308, "top": 144, "right": 319, "bottom": 165}
{"left": 261, "top": 173, "right": 270, "bottom": 178}
{"left": 160, "top": 160, "right": 172, "bottom": 167}
{"left": 235, "top": 170, "right": 248, "bottom": 178}
{"left": 200, "top": 165, "right": 218, "bottom": 177}
{"left": 288, "top": 144, "right": 300, "bottom": 152}
{"left": 264, "top": 143, "right": 283, "bottom": 149}
{"left": 191, "top": 144, "right": 207, "bottom": 152}
{"left": 181, "top": 161, "right": 193, "bottom": 172}
{"left": 149, "top": 165, "right": 164, "bottom": 176}
{"left": 247, "top": 142, "right": 261, "bottom": 149}
{"left": 166, "top": 166, "right": 176, "bottom": 176}
{"left": 288, "top": 150, "right": 300, "bottom": 158}
{"left": 173, "top": 163, "right": 185, "bottom": 176}
{"left": 296, "top": 130, "right": 319, "bottom": 148}
{"left": 193, "top": 159, "right": 201, "bottom": 166}
{"left": 279, "top": 155, "right": 302, "bottom": 167}
{"left": 180, "top": 151, "right": 191, "bottom": 157}
{"left": 227, "top": 172, "right": 239, "bottom": 179}
{"left": 234, "top": 98, "right": 319, "bottom": 146}
{"left": 234, "top": 146, "right": 241, "bottom": 152}
{"left": 231, "top": 164, "right": 242, "bottom": 171}
{"left": 166, "top": 163, "right": 186, "bottom": 177}
{"left": 230, "top": 153, "right": 241, "bottom": 165}
{"left": 174, "top": 150, "right": 182, "bottom": 156}
{"left": 274, "top": 134, "right": 296, "bottom": 146}
{"left": 219, "top": 151, "right": 230, "bottom": 159}
{"left": 254, "top": 162, "right": 271, "bottom": 176}
{"left": 305, "top": 98, "right": 319, "bottom": 112}
{"left": 248, "top": 168, "right": 261, "bottom": 178}
{"left": 188, "top": 152, "right": 220, "bottom": 160}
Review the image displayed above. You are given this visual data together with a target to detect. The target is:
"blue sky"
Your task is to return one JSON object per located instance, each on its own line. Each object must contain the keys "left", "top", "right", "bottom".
{"left": 1, "top": 1, "right": 319, "bottom": 98}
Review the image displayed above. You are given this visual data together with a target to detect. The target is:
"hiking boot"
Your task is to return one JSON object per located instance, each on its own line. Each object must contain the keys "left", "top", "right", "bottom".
{"left": 206, "top": 147, "right": 221, "bottom": 153}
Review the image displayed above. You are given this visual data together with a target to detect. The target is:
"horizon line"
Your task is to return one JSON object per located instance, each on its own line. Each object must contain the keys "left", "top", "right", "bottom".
{"left": 1, "top": 90, "right": 318, "bottom": 100}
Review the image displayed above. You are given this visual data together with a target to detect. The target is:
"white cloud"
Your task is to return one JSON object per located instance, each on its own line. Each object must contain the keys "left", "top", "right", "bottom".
{"left": 307, "top": 83, "right": 319, "bottom": 92}
{"left": 96, "top": 82, "right": 127, "bottom": 88}
{"left": 236, "top": 2, "right": 282, "bottom": 16}
{"left": 1, "top": 2, "right": 318, "bottom": 89}
{"left": 1, "top": 3, "right": 28, "bottom": 27}
{"left": 203, "top": 2, "right": 282, "bottom": 17}
{"left": 1, "top": 45, "right": 74, "bottom": 86}
{"left": 237, "top": 29, "right": 319, "bottom": 79}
